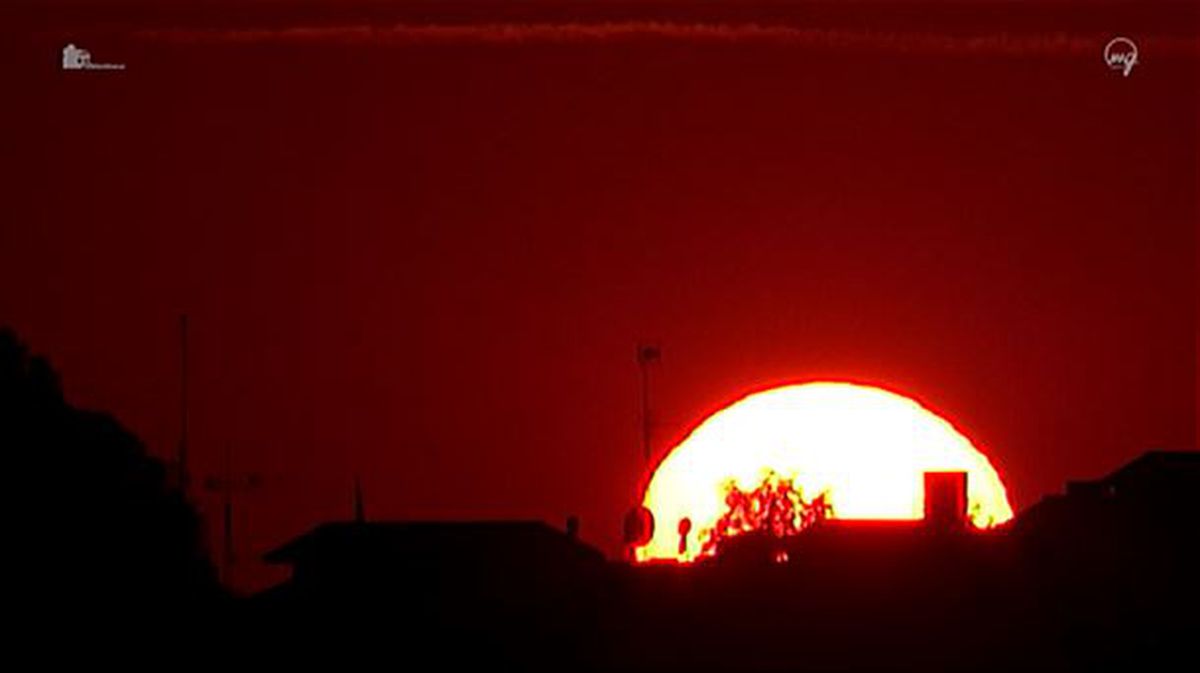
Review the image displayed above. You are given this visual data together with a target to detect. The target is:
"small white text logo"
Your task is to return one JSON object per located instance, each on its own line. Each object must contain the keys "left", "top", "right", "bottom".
{"left": 62, "top": 43, "right": 125, "bottom": 71}
{"left": 1103, "top": 37, "right": 1138, "bottom": 77}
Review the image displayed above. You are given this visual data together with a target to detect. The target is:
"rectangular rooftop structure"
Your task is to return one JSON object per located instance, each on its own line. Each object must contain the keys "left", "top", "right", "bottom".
{"left": 924, "top": 471, "right": 968, "bottom": 529}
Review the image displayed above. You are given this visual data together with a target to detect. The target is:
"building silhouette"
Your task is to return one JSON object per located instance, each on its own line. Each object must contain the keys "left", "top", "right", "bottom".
{"left": 1012, "top": 451, "right": 1199, "bottom": 670}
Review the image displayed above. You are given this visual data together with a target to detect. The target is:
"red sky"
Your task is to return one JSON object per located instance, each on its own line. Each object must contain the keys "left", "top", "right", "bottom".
{"left": 1, "top": 0, "right": 1196, "bottom": 590}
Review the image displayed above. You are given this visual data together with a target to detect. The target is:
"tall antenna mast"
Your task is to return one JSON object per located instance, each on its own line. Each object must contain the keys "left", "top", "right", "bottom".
{"left": 637, "top": 344, "right": 661, "bottom": 463}
{"left": 177, "top": 313, "right": 189, "bottom": 492}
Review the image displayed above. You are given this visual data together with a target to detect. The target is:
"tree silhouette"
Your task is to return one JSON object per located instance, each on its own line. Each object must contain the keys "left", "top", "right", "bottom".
{"left": 2, "top": 327, "right": 220, "bottom": 615}
{"left": 701, "top": 472, "right": 831, "bottom": 556}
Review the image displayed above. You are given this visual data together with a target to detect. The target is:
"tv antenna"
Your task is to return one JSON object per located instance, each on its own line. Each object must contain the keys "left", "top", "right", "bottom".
{"left": 204, "top": 443, "right": 262, "bottom": 589}
{"left": 353, "top": 474, "right": 366, "bottom": 523}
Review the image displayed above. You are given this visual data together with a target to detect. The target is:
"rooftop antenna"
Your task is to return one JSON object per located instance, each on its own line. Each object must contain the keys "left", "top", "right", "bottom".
{"left": 353, "top": 474, "right": 366, "bottom": 523}
{"left": 637, "top": 344, "right": 661, "bottom": 463}
{"left": 177, "top": 314, "right": 189, "bottom": 492}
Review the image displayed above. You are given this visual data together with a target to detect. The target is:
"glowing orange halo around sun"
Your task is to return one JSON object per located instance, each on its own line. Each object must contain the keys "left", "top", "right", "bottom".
{"left": 637, "top": 382, "right": 1013, "bottom": 562}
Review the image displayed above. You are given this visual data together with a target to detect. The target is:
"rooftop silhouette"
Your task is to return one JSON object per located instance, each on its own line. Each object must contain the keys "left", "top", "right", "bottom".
{"left": 254, "top": 451, "right": 1198, "bottom": 671}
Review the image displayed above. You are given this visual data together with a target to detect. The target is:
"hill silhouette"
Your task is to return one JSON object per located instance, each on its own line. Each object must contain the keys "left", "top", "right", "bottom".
{"left": 1, "top": 328, "right": 220, "bottom": 624}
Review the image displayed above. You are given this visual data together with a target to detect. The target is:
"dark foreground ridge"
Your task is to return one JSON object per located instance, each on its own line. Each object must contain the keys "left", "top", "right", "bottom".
{"left": 5, "top": 328, "right": 1195, "bottom": 668}
{"left": 252, "top": 452, "right": 1198, "bottom": 672}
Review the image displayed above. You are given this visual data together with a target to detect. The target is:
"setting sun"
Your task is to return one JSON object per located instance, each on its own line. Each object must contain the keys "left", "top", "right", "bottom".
{"left": 638, "top": 382, "right": 1013, "bottom": 562}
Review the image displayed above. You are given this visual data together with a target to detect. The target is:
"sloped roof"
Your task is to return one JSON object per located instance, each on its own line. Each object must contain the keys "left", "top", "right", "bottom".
{"left": 1102, "top": 450, "right": 1200, "bottom": 490}
{"left": 264, "top": 519, "right": 606, "bottom": 567}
